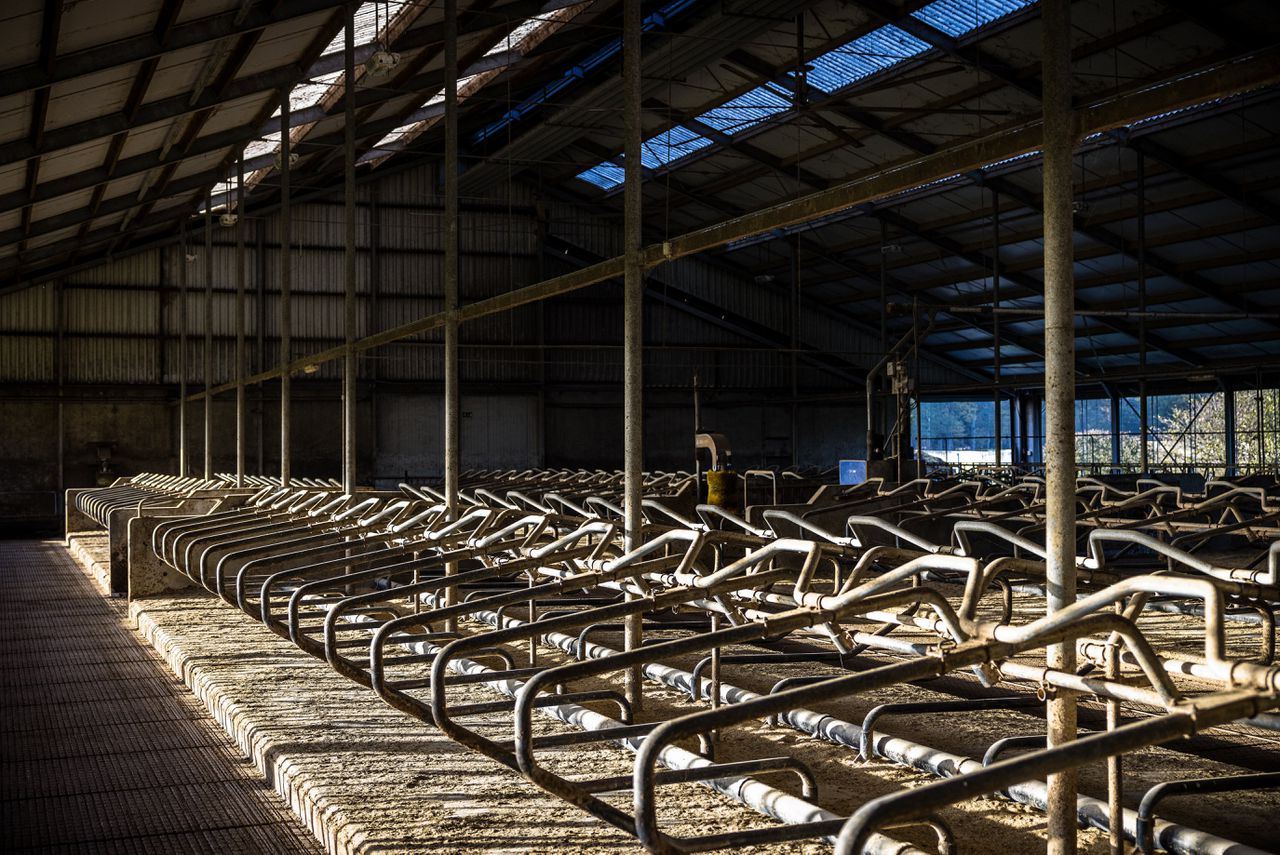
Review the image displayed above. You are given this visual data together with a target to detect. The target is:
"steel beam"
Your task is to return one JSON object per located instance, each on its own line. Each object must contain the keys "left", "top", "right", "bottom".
{"left": 0, "top": 0, "right": 349, "bottom": 101}
{"left": 987, "top": 175, "right": 1280, "bottom": 334}
{"left": 873, "top": 207, "right": 1203, "bottom": 367}
{"left": 181, "top": 45, "right": 1280, "bottom": 402}
{"left": 853, "top": 0, "right": 1041, "bottom": 100}
{"left": 1127, "top": 134, "right": 1280, "bottom": 227}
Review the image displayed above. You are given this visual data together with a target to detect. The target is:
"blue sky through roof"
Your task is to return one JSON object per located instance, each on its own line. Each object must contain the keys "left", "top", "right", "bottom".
{"left": 640, "top": 126, "right": 714, "bottom": 168}
{"left": 801, "top": 25, "right": 930, "bottom": 93}
{"left": 573, "top": 2, "right": 1044, "bottom": 192}
{"left": 911, "top": 0, "right": 1038, "bottom": 38}
{"left": 577, "top": 162, "right": 625, "bottom": 190}
{"left": 695, "top": 83, "right": 792, "bottom": 135}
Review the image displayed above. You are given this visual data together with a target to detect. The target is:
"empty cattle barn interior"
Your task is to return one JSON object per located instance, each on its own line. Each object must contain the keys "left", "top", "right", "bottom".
{"left": 3, "top": 1, "right": 1280, "bottom": 853}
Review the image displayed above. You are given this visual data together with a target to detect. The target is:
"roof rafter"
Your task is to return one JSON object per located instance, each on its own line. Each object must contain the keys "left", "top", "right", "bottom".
{"left": 985, "top": 174, "right": 1280, "bottom": 334}
{"left": 1125, "top": 134, "right": 1280, "bottom": 228}
{"left": 852, "top": 0, "right": 1041, "bottom": 101}
{"left": 0, "top": 0, "right": 350, "bottom": 101}
{"left": 17, "top": 0, "right": 64, "bottom": 258}
{"left": 871, "top": 206, "right": 1207, "bottom": 368}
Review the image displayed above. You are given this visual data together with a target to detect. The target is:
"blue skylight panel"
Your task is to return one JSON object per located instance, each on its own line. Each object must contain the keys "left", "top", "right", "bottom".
{"left": 577, "top": 162, "right": 625, "bottom": 190}
{"left": 802, "top": 25, "right": 931, "bottom": 93}
{"left": 696, "top": 84, "right": 791, "bottom": 135}
{"left": 912, "top": 0, "right": 1037, "bottom": 38}
{"left": 640, "top": 126, "right": 713, "bottom": 168}
{"left": 472, "top": 0, "right": 701, "bottom": 145}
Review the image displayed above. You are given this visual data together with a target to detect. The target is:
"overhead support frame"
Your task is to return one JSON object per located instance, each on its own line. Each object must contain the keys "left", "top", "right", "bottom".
{"left": 180, "top": 47, "right": 1280, "bottom": 404}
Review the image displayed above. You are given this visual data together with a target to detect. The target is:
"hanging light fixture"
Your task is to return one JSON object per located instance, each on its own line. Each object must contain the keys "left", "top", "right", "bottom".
{"left": 363, "top": 0, "right": 400, "bottom": 81}
{"left": 218, "top": 165, "right": 238, "bottom": 227}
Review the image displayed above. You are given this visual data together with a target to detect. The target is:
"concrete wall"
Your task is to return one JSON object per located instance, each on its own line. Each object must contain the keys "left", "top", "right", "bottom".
{"left": 372, "top": 390, "right": 541, "bottom": 484}
{"left": 544, "top": 388, "right": 866, "bottom": 473}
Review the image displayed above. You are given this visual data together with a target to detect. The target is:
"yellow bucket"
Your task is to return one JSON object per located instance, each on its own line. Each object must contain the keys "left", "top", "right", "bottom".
{"left": 706, "top": 469, "right": 736, "bottom": 511}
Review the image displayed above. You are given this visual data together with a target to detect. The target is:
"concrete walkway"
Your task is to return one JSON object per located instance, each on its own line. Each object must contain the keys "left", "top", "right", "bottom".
{"left": 0, "top": 539, "right": 324, "bottom": 854}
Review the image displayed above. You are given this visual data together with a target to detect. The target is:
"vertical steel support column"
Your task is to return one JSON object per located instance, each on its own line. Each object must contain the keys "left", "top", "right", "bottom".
{"left": 1137, "top": 152, "right": 1149, "bottom": 475}
{"left": 256, "top": 221, "right": 266, "bottom": 475}
{"left": 790, "top": 234, "right": 800, "bottom": 468}
{"left": 878, "top": 220, "right": 888, "bottom": 453}
{"left": 622, "top": 0, "right": 644, "bottom": 709}
{"left": 1014, "top": 393, "right": 1024, "bottom": 465}
{"left": 203, "top": 191, "right": 214, "bottom": 481}
{"left": 280, "top": 99, "right": 293, "bottom": 487}
{"left": 178, "top": 230, "right": 188, "bottom": 477}
{"left": 992, "top": 189, "right": 1002, "bottom": 468}
{"left": 370, "top": 183, "right": 382, "bottom": 463}
{"left": 343, "top": 8, "right": 358, "bottom": 494}
{"left": 1041, "top": 1, "right": 1078, "bottom": 851}
{"left": 55, "top": 280, "right": 64, "bottom": 506}
{"left": 1258, "top": 377, "right": 1266, "bottom": 468}
{"left": 914, "top": 297, "right": 923, "bottom": 478}
{"left": 791, "top": 18, "right": 803, "bottom": 470}
{"left": 158, "top": 251, "right": 167, "bottom": 383}
{"left": 1109, "top": 389, "right": 1121, "bottom": 469}
{"left": 235, "top": 154, "right": 246, "bottom": 487}
{"left": 442, "top": 0, "right": 461, "bottom": 621}
{"left": 1223, "top": 382, "right": 1237, "bottom": 476}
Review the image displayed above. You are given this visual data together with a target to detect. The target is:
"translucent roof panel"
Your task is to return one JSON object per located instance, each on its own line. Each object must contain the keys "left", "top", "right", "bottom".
{"left": 802, "top": 25, "right": 931, "bottom": 93}
{"left": 577, "top": 162, "right": 625, "bottom": 190}
{"left": 485, "top": 9, "right": 565, "bottom": 56}
{"left": 695, "top": 83, "right": 792, "bottom": 135}
{"left": 1128, "top": 97, "right": 1229, "bottom": 131}
{"left": 911, "top": 0, "right": 1038, "bottom": 38}
{"left": 273, "top": 2, "right": 383, "bottom": 117}
{"left": 640, "top": 126, "right": 714, "bottom": 168}
{"left": 244, "top": 129, "right": 281, "bottom": 162}
{"left": 472, "top": 0, "right": 703, "bottom": 145}
{"left": 367, "top": 4, "right": 589, "bottom": 167}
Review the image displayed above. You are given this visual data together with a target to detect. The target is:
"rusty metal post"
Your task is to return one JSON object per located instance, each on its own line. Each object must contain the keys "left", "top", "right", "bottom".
{"left": 1137, "top": 151, "right": 1149, "bottom": 474}
{"left": 235, "top": 153, "right": 246, "bottom": 487}
{"left": 55, "top": 279, "right": 64, "bottom": 503}
{"left": 790, "top": 234, "right": 800, "bottom": 468}
{"left": 343, "top": 6, "right": 358, "bottom": 495}
{"left": 1110, "top": 388, "right": 1121, "bottom": 470}
{"left": 256, "top": 220, "right": 266, "bottom": 475}
{"left": 1041, "top": 0, "right": 1079, "bottom": 851}
{"left": 443, "top": 0, "right": 461, "bottom": 626}
{"left": 178, "top": 229, "right": 188, "bottom": 477}
{"left": 280, "top": 97, "right": 292, "bottom": 487}
{"left": 992, "top": 189, "right": 1002, "bottom": 468}
{"left": 622, "top": 0, "right": 644, "bottom": 710}
{"left": 1224, "top": 381, "right": 1237, "bottom": 476}
{"left": 203, "top": 189, "right": 213, "bottom": 481}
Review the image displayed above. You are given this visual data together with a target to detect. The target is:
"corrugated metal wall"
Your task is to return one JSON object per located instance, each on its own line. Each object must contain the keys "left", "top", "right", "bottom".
{"left": 542, "top": 198, "right": 975, "bottom": 389}
{"left": 0, "top": 160, "right": 973, "bottom": 390}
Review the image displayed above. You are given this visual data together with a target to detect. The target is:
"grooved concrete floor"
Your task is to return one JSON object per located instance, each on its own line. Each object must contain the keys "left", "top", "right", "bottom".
{"left": 0, "top": 539, "right": 324, "bottom": 855}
